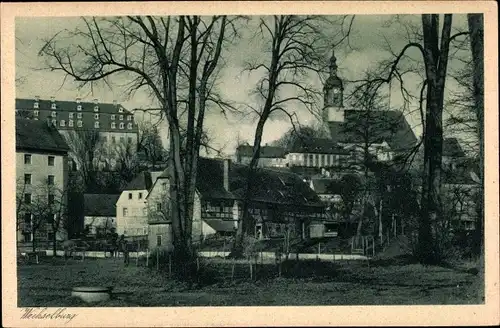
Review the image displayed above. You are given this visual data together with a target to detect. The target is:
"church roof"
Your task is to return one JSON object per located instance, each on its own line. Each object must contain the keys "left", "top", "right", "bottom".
{"left": 324, "top": 75, "right": 343, "bottom": 89}
{"left": 328, "top": 110, "right": 417, "bottom": 151}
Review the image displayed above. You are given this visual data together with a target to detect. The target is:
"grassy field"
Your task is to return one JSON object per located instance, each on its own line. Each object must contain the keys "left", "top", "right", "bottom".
{"left": 17, "top": 256, "right": 482, "bottom": 307}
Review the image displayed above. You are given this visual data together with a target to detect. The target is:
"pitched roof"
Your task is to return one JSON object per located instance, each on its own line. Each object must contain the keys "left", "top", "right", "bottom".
{"left": 443, "top": 138, "right": 465, "bottom": 157}
{"left": 83, "top": 193, "right": 120, "bottom": 217}
{"left": 16, "top": 98, "right": 133, "bottom": 115}
{"left": 328, "top": 110, "right": 417, "bottom": 151}
{"left": 125, "top": 171, "right": 153, "bottom": 191}
{"left": 16, "top": 118, "right": 70, "bottom": 154}
{"left": 236, "top": 144, "right": 286, "bottom": 158}
{"left": 204, "top": 219, "right": 236, "bottom": 232}
{"left": 289, "top": 137, "right": 349, "bottom": 155}
{"left": 149, "top": 158, "right": 324, "bottom": 209}
{"left": 200, "top": 158, "right": 324, "bottom": 207}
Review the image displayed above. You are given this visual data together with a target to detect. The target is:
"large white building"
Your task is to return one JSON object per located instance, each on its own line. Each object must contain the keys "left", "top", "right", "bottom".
{"left": 16, "top": 97, "right": 139, "bottom": 169}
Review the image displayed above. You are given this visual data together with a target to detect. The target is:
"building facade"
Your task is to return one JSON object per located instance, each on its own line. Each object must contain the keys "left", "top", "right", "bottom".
{"left": 16, "top": 118, "right": 70, "bottom": 245}
{"left": 115, "top": 171, "right": 163, "bottom": 237}
{"left": 16, "top": 97, "right": 139, "bottom": 169}
{"left": 147, "top": 158, "right": 326, "bottom": 250}
{"left": 83, "top": 194, "right": 120, "bottom": 237}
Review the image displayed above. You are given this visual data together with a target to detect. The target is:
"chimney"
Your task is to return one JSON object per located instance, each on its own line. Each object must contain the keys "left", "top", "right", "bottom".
{"left": 35, "top": 95, "right": 40, "bottom": 102}
{"left": 50, "top": 96, "right": 55, "bottom": 102}
{"left": 223, "top": 158, "right": 230, "bottom": 191}
{"left": 76, "top": 97, "right": 81, "bottom": 104}
{"left": 113, "top": 99, "right": 117, "bottom": 106}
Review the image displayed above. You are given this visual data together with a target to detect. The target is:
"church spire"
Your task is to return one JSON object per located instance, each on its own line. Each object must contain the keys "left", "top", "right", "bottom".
{"left": 323, "top": 48, "right": 344, "bottom": 109}
{"left": 329, "top": 50, "right": 338, "bottom": 76}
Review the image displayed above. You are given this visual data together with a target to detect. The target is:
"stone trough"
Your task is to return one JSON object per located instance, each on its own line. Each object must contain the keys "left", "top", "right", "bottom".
{"left": 71, "top": 286, "right": 113, "bottom": 303}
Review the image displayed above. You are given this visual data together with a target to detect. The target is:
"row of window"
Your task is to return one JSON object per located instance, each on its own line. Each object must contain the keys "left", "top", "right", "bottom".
{"left": 289, "top": 153, "right": 351, "bottom": 167}
{"left": 122, "top": 207, "right": 147, "bottom": 217}
{"left": 128, "top": 192, "right": 143, "bottom": 200}
{"left": 123, "top": 227, "right": 148, "bottom": 236}
{"left": 23, "top": 174, "right": 55, "bottom": 185}
{"left": 33, "top": 102, "right": 125, "bottom": 114}
{"left": 24, "top": 154, "right": 55, "bottom": 166}
{"left": 55, "top": 119, "right": 134, "bottom": 129}
{"left": 111, "top": 122, "right": 134, "bottom": 129}
{"left": 23, "top": 193, "right": 56, "bottom": 205}
{"left": 32, "top": 110, "right": 132, "bottom": 121}
{"left": 102, "top": 136, "right": 134, "bottom": 144}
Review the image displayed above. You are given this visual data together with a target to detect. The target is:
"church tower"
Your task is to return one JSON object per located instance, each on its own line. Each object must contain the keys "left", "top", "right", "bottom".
{"left": 323, "top": 50, "right": 344, "bottom": 124}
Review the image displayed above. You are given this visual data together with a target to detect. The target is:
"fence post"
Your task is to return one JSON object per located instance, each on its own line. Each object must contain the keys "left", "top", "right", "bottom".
{"left": 169, "top": 254, "right": 172, "bottom": 276}
{"left": 249, "top": 260, "right": 253, "bottom": 280}
{"left": 231, "top": 259, "right": 235, "bottom": 282}
{"left": 372, "top": 237, "right": 375, "bottom": 257}
{"left": 146, "top": 249, "right": 149, "bottom": 268}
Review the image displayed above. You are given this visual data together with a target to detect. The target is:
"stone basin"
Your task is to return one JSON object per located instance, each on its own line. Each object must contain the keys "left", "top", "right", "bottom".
{"left": 71, "top": 286, "right": 112, "bottom": 303}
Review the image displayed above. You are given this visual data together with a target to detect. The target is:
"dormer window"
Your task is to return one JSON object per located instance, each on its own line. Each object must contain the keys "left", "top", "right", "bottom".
{"left": 119, "top": 123, "right": 124, "bottom": 129}
{"left": 94, "top": 106, "right": 99, "bottom": 112}
{"left": 51, "top": 111, "right": 57, "bottom": 118}
{"left": 127, "top": 123, "right": 132, "bottom": 129}
{"left": 77, "top": 105, "right": 82, "bottom": 111}
{"left": 118, "top": 107, "right": 124, "bottom": 113}
{"left": 33, "top": 102, "right": 39, "bottom": 109}
{"left": 111, "top": 122, "right": 116, "bottom": 129}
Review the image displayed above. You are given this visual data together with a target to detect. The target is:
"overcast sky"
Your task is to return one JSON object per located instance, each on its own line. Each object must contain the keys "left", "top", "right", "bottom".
{"left": 15, "top": 14, "right": 471, "bottom": 156}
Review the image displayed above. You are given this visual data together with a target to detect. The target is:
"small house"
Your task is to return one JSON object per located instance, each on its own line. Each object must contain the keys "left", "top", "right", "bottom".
{"left": 83, "top": 193, "right": 120, "bottom": 238}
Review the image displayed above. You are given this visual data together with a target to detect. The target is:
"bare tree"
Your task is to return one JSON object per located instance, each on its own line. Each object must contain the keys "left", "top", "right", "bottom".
{"left": 348, "top": 14, "right": 469, "bottom": 264}
{"left": 231, "top": 15, "right": 355, "bottom": 257}
{"left": 41, "top": 16, "right": 240, "bottom": 276}
{"left": 137, "top": 120, "right": 165, "bottom": 169}
{"left": 114, "top": 140, "right": 141, "bottom": 182}
{"left": 467, "top": 14, "right": 484, "bottom": 294}
{"left": 64, "top": 129, "right": 103, "bottom": 187}
{"left": 45, "top": 182, "right": 69, "bottom": 256}
{"left": 270, "top": 125, "right": 330, "bottom": 150}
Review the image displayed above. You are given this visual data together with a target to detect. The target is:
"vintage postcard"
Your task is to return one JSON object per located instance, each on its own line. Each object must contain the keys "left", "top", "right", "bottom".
{"left": 1, "top": 1, "right": 499, "bottom": 327}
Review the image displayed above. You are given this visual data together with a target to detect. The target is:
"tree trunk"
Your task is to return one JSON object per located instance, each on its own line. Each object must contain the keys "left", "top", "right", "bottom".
{"left": 467, "top": 14, "right": 484, "bottom": 260}
{"left": 418, "top": 14, "right": 452, "bottom": 264}
{"left": 52, "top": 230, "right": 57, "bottom": 257}
{"left": 468, "top": 13, "right": 484, "bottom": 302}
{"left": 232, "top": 116, "right": 269, "bottom": 258}
{"left": 32, "top": 229, "right": 36, "bottom": 253}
